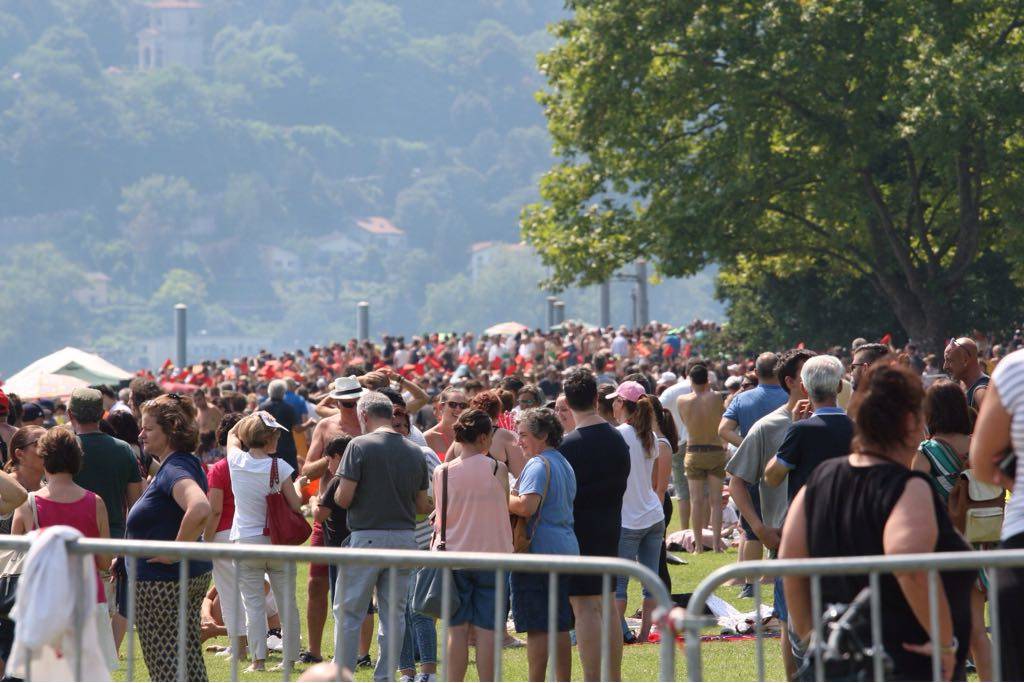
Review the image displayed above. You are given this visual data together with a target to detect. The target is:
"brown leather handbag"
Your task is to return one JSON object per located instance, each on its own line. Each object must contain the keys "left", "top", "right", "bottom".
{"left": 511, "top": 456, "right": 550, "bottom": 553}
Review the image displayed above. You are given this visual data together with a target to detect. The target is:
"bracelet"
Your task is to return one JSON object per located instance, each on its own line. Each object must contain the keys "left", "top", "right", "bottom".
{"left": 940, "top": 636, "right": 958, "bottom": 655}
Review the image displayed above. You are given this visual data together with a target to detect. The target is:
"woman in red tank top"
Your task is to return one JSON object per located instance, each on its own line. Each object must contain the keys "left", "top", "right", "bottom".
{"left": 11, "top": 428, "right": 111, "bottom": 604}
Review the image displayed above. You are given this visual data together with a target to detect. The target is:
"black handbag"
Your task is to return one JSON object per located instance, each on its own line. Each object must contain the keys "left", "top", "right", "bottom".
{"left": 796, "top": 587, "right": 893, "bottom": 682}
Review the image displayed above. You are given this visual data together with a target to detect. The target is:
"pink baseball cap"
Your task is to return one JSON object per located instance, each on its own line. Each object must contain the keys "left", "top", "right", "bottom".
{"left": 607, "top": 380, "right": 646, "bottom": 403}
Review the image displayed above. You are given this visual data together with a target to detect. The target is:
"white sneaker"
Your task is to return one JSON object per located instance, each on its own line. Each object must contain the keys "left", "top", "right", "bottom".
{"left": 398, "top": 676, "right": 415, "bottom": 682}
{"left": 266, "top": 634, "right": 284, "bottom": 652}
{"left": 416, "top": 674, "right": 438, "bottom": 682}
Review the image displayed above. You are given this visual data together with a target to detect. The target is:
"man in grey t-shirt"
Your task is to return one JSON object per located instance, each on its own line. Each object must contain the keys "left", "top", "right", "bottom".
{"left": 332, "top": 391, "right": 430, "bottom": 680}
{"left": 725, "top": 349, "right": 812, "bottom": 681}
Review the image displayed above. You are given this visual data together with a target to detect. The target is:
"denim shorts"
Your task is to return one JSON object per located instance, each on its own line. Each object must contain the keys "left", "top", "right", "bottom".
{"left": 510, "top": 572, "right": 574, "bottom": 633}
{"left": 451, "top": 569, "right": 497, "bottom": 630}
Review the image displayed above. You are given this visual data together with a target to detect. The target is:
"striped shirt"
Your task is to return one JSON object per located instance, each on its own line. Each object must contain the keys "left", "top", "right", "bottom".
{"left": 918, "top": 439, "right": 966, "bottom": 503}
{"left": 993, "top": 350, "right": 1024, "bottom": 540}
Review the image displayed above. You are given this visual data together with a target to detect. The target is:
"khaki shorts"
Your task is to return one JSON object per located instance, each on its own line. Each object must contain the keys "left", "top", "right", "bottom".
{"left": 684, "top": 446, "right": 727, "bottom": 480}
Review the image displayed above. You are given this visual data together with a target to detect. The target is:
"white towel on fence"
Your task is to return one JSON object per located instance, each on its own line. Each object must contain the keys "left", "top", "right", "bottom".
{"left": 6, "top": 525, "right": 114, "bottom": 681}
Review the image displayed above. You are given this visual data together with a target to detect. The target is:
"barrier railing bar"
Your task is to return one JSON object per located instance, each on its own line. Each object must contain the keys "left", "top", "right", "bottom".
{"left": 439, "top": 568, "right": 451, "bottom": 683}
{"left": 547, "top": 571, "right": 557, "bottom": 682}
{"left": 283, "top": 561, "right": 295, "bottom": 681}
{"left": 74, "top": 565, "right": 84, "bottom": 681}
{"left": 126, "top": 555, "right": 137, "bottom": 682}
{"left": 0, "top": 536, "right": 673, "bottom": 683}
{"left": 658, "top": 604, "right": 675, "bottom": 682}
{"left": 0, "top": 538, "right": 668, "bottom": 590}
{"left": 332, "top": 564, "right": 345, "bottom": 674}
{"left": 990, "top": 568, "right": 1002, "bottom": 682}
{"left": 753, "top": 577, "right": 764, "bottom": 682}
{"left": 177, "top": 560, "right": 188, "bottom": 682}
{"left": 927, "top": 570, "right": 940, "bottom": 682}
{"left": 868, "top": 572, "right": 883, "bottom": 682}
{"left": 810, "top": 575, "right": 823, "bottom": 682}
{"left": 494, "top": 568, "right": 505, "bottom": 682}
{"left": 686, "top": 550, "right": 1024, "bottom": 682}
{"left": 387, "top": 566, "right": 398, "bottom": 682}
{"left": 230, "top": 559, "right": 240, "bottom": 682}
{"left": 601, "top": 573, "right": 611, "bottom": 683}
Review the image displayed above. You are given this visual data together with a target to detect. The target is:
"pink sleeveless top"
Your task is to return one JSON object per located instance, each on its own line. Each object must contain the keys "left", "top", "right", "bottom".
{"left": 432, "top": 453, "right": 512, "bottom": 554}
{"left": 35, "top": 491, "right": 105, "bottom": 603}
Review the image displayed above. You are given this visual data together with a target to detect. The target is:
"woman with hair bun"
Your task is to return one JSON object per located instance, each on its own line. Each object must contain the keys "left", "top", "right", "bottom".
{"left": 126, "top": 394, "right": 213, "bottom": 681}
{"left": 608, "top": 380, "right": 665, "bottom": 643}
{"left": 510, "top": 407, "right": 578, "bottom": 681}
{"left": 431, "top": 408, "right": 511, "bottom": 681}
{"left": 781, "top": 363, "right": 971, "bottom": 681}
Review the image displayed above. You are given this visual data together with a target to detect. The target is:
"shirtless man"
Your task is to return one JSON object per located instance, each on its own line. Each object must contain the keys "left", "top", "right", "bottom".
{"left": 194, "top": 390, "right": 224, "bottom": 437}
{"left": 299, "top": 376, "right": 365, "bottom": 664}
{"left": 677, "top": 363, "right": 726, "bottom": 552}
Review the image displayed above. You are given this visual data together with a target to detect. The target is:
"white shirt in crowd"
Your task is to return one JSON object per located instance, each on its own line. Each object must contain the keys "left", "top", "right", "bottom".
{"left": 227, "top": 447, "right": 295, "bottom": 541}
{"left": 611, "top": 334, "right": 629, "bottom": 357}
{"left": 993, "top": 349, "right": 1024, "bottom": 541}
{"left": 659, "top": 378, "right": 693, "bottom": 446}
{"left": 617, "top": 424, "right": 665, "bottom": 530}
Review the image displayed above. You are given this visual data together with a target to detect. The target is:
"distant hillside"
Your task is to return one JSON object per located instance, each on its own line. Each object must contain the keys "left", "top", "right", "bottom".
{"left": 0, "top": 0, "right": 720, "bottom": 374}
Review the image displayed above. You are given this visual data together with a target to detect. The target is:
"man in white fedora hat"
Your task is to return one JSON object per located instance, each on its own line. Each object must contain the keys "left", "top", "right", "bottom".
{"left": 298, "top": 376, "right": 367, "bottom": 665}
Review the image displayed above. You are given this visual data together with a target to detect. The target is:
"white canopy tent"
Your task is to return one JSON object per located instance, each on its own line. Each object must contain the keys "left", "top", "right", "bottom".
{"left": 3, "top": 347, "right": 133, "bottom": 398}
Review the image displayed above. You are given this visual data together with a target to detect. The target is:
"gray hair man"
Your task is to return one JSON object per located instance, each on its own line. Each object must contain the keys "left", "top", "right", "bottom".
{"left": 258, "top": 378, "right": 300, "bottom": 470}
{"left": 332, "top": 391, "right": 431, "bottom": 679}
{"left": 765, "top": 355, "right": 854, "bottom": 499}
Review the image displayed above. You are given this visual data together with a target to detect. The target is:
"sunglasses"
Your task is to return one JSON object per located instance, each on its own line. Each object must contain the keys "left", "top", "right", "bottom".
{"left": 446, "top": 401, "right": 468, "bottom": 410}
{"left": 339, "top": 401, "right": 357, "bottom": 409}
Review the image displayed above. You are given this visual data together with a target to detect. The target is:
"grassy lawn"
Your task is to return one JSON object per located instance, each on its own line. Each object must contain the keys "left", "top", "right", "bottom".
{"left": 115, "top": 501, "right": 787, "bottom": 681}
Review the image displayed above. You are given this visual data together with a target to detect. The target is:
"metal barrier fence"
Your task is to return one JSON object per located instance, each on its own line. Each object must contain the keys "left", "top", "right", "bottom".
{"left": 683, "top": 549, "right": 1024, "bottom": 682}
{"left": 0, "top": 535, "right": 675, "bottom": 682}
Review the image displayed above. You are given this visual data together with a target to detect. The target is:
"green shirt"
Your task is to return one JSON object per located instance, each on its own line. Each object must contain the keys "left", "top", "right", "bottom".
{"left": 74, "top": 432, "right": 143, "bottom": 539}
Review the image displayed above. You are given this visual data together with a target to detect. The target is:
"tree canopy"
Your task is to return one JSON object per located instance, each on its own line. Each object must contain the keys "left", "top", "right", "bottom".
{"left": 523, "top": 0, "right": 1024, "bottom": 348}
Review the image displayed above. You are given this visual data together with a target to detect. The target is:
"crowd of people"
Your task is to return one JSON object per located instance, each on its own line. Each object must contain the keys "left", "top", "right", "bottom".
{"left": 0, "top": 320, "right": 1021, "bottom": 681}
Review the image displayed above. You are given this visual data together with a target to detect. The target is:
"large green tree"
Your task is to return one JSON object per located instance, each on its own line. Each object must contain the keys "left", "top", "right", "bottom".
{"left": 523, "top": 1, "right": 1024, "bottom": 349}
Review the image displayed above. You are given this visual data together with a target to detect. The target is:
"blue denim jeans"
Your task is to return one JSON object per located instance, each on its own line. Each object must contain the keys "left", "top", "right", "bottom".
{"left": 615, "top": 520, "right": 666, "bottom": 600}
{"left": 399, "top": 568, "right": 437, "bottom": 670}
{"left": 332, "top": 530, "right": 417, "bottom": 682}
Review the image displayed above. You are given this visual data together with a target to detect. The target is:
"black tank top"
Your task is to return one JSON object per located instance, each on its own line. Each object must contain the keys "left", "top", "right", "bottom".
{"left": 967, "top": 374, "right": 990, "bottom": 410}
{"left": 803, "top": 458, "right": 972, "bottom": 680}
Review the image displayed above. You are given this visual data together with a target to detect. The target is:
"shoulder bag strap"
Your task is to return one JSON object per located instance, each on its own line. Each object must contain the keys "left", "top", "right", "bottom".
{"left": 439, "top": 464, "right": 449, "bottom": 551}
{"left": 269, "top": 457, "right": 280, "bottom": 492}
{"left": 28, "top": 492, "right": 38, "bottom": 531}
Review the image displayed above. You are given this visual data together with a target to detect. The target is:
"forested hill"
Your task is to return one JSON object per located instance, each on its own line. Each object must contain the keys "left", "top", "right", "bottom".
{"left": 0, "top": 0, "right": 720, "bottom": 374}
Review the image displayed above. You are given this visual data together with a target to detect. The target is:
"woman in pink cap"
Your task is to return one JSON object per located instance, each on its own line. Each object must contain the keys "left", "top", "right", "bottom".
{"left": 609, "top": 380, "right": 665, "bottom": 643}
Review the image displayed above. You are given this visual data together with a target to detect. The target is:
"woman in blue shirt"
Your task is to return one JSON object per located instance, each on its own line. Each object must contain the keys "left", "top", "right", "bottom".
{"left": 126, "top": 394, "right": 213, "bottom": 682}
{"left": 510, "top": 408, "right": 579, "bottom": 682}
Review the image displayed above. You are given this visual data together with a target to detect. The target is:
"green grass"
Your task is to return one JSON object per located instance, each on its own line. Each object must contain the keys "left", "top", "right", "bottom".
{"left": 115, "top": 502, "right": 787, "bottom": 681}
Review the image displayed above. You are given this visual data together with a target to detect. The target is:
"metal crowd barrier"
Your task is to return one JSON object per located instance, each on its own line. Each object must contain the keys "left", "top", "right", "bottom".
{"left": 683, "top": 549, "right": 1024, "bottom": 682}
{"left": 0, "top": 536, "right": 675, "bottom": 682}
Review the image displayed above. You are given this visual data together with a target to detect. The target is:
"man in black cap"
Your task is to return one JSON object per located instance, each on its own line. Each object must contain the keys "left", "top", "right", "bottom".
{"left": 20, "top": 403, "right": 44, "bottom": 427}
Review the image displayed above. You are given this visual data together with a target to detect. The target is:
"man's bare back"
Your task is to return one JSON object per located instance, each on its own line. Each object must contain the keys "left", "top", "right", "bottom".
{"left": 304, "top": 411, "right": 359, "bottom": 488}
{"left": 197, "top": 404, "right": 223, "bottom": 434}
{"left": 678, "top": 390, "right": 724, "bottom": 446}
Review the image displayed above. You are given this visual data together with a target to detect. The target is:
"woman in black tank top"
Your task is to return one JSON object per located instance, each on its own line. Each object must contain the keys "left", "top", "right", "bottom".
{"left": 781, "top": 363, "right": 972, "bottom": 681}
